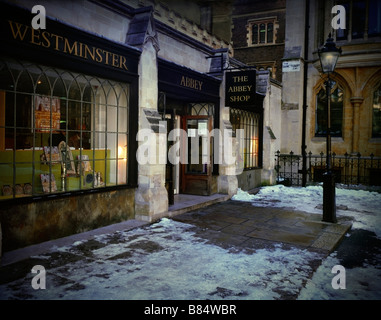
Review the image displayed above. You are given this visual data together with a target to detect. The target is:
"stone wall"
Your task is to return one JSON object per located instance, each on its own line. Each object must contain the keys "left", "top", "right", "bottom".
{"left": 135, "top": 22, "right": 168, "bottom": 222}
{"left": 306, "top": 66, "right": 381, "bottom": 157}
{"left": 280, "top": 0, "right": 306, "bottom": 154}
{"left": 0, "top": 188, "right": 135, "bottom": 252}
{"left": 262, "top": 76, "right": 282, "bottom": 185}
{"left": 157, "top": 32, "right": 212, "bottom": 74}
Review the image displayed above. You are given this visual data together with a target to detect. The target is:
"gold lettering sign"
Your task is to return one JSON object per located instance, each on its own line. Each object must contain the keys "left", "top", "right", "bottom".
{"left": 7, "top": 20, "right": 129, "bottom": 71}
{"left": 228, "top": 75, "right": 252, "bottom": 102}
{"left": 180, "top": 75, "right": 203, "bottom": 91}
{"left": 225, "top": 72, "right": 256, "bottom": 105}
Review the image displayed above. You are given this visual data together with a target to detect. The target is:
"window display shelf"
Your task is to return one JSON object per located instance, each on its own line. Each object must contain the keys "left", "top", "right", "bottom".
{"left": 0, "top": 149, "right": 111, "bottom": 199}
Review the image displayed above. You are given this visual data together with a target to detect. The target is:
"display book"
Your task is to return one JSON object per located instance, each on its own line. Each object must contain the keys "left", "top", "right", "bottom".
{"left": 1, "top": 183, "right": 33, "bottom": 197}
{"left": 1, "top": 144, "right": 105, "bottom": 197}
{"left": 40, "top": 141, "right": 104, "bottom": 193}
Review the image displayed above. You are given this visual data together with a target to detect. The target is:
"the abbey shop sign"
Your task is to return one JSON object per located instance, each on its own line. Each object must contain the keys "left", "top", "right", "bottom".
{"left": 225, "top": 70, "right": 256, "bottom": 107}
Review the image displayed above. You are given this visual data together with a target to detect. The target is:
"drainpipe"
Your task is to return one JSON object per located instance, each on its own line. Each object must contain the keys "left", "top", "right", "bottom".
{"left": 301, "top": 0, "right": 310, "bottom": 187}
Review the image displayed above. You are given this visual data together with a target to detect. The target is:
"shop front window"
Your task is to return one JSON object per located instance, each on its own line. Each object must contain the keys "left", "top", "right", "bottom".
{"left": 230, "top": 108, "right": 261, "bottom": 169}
{"left": 0, "top": 58, "right": 129, "bottom": 200}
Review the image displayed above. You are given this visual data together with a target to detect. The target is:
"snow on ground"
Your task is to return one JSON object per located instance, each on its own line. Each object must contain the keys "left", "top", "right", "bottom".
{"left": 1, "top": 185, "right": 380, "bottom": 300}
{"left": 233, "top": 184, "right": 381, "bottom": 238}
{"left": 0, "top": 218, "right": 323, "bottom": 300}
{"left": 234, "top": 184, "right": 381, "bottom": 300}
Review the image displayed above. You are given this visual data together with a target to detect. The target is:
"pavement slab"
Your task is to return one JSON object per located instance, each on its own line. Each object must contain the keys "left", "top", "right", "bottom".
{"left": 173, "top": 200, "right": 352, "bottom": 253}
{"left": 0, "top": 197, "right": 353, "bottom": 300}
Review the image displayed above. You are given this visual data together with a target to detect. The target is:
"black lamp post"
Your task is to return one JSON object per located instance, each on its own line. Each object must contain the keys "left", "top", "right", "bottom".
{"left": 318, "top": 34, "right": 341, "bottom": 223}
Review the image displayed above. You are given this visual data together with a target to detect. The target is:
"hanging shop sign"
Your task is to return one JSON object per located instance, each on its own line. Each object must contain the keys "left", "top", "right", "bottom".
{"left": 225, "top": 70, "right": 256, "bottom": 107}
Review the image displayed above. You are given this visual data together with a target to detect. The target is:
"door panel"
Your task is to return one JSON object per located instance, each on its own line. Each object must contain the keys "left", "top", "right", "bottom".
{"left": 181, "top": 115, "right": 213, "bottom": 195}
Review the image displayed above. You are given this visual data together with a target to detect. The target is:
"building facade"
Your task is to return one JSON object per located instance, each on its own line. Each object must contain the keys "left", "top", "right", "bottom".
{"left": 0, "top": 0, "right": 281, "bottom": 253}
{"left": 281, "top": 0, "right": 381, "bottom": 183}
{"left": 231, "top": 0, "right": 286, "bottom": 82}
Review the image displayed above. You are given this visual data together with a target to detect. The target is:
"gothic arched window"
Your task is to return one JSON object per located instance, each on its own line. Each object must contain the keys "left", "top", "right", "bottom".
{"left": 372, "top": 84, "right": 381, "bottom": 138}
{"left": 315, "top": 81, "right": 344, "bottom": 137}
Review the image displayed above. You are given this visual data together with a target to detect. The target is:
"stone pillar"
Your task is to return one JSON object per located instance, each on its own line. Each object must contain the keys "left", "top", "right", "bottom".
{"left": 217, "top": 126, "right": 238, "bottom": 197}
{"left": 280, "top": 0, "right": 307, "bottom": 153}
{"left": 134, "top": 29, "right": 168, "bottom": 222}
{"left": 217, "top": 68, "right": 238, "bottom": 197}
{"left": 350, "top": 97, "right": 364, "bottom": 154}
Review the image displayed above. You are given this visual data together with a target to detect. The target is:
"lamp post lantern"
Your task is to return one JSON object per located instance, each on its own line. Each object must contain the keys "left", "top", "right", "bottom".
{"left": 318, "top": 34, "right": 341, "bottom": 223}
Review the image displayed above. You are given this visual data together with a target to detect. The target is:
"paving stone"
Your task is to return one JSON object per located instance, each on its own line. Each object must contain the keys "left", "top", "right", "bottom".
{"left": 311, "top": 232, "right": 345, "bottom": 252}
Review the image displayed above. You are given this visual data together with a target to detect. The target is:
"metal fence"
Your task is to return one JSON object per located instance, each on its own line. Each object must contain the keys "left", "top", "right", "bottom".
{"left": 275, "top": 151, "right": 381, "bottom": 187}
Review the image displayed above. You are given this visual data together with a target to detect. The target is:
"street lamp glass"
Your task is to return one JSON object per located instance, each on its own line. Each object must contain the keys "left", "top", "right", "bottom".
{"left": 319, "top": 51, "right": 340, "bottom": 74}
{"left": 318, "top": 34, "right": 342, "bottom": 74}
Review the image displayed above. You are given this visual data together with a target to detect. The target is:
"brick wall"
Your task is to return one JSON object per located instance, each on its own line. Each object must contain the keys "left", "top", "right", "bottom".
{"left": 231, "top": 0, "right": 286, "bottom": 82}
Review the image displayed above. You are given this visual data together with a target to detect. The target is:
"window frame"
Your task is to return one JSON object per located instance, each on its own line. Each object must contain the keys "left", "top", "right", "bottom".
{"left": 248, "top": 18, "right": 277, "bottom": 46}
{"left": 335, "top": 0, "right": 381, "bottom": 42}
{"left": 0, "top": 58, "right": 133, "bottom": 202}
{"left": 315, "top": 81, "right": 345, "bottom": 138}
{"left": 230, "top": 108, "right": 262, "bottom": 170}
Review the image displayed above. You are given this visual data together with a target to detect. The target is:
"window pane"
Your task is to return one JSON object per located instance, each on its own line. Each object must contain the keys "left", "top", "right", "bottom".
{"left": 107, "top": 105, "right": 118, "bottom": 132}
{"left": 118, "top": 106, "right": 128, "bottom": 133}
{"left": 94, "top": 131, "right": 106, "bottom": 150}
{"left": 186, "top": 119, "right": 208, "bottom": 174}
{"left": 252, "top": 24, "right": 258, "bottom": 44}
{"left": 369, "top": 0, "right": 381, "bottom": 37}
{"left": 35, "top": 73, "right": 51, "bottom": 96}
{"left": 315, "top": 85, "right": 343, "bottom": 137}
{"left": 67, "top": 100, "right": 80, "bottom": 131}
{"left": 0, "top": 58, "right": 130, "bottom": 201}
{"left": 95, "top": 103, "right": 106, "bottom": 132}
{"left": 17, "top": 70, "right": 34, "bottom": 94}
{"left": 352, "top": 1, "right": 366, "bottom": 39}
{"left": 15, "top": 164, "right": 33, "bottom": 197}
{"left": 52, "top": 74, "right": 67, "bottom": 98}
{"left": 372, "top": 86, "right": 381, "bottom": 138}
{"left": 0, "top": 62, "right": 14, "bottom": 91}
{"left": 336, "top": 1, "right": 350, "bottom": 40}
{"left": 331, "top": 87, "right": 344, "bottom": 136}
{"left": 16, "top": 128, "right": 33, "bottom": 150}
{"left": 316, "top": 88, "right": 327, "bottom": 136}
{"left": 267, "top": 23, "right": 273, "bottom": 43}
{"left": 108, "top": 159, "right": 117, "bottom": 186}
{"left": 259, "top": 23, "right": 266, "bottom": 43}
{"left": 0, "top": 163, "right": 13, "bottom": 198}
{"left": 106, "top": 85, "right": 118, "bottom": 106}
{"left": 229, "top": 109, "right": 260, "bottom": 169}
{"left": 117, "top": 159, "right": 127, "bottom": 185}
{"left": 93, "top": 159, "right": 106, "bottom": 187}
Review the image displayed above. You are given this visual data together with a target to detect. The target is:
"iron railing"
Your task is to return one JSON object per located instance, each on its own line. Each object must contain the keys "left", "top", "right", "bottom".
{"left": 275, "top": 151, "right": 381, "bottom": 187}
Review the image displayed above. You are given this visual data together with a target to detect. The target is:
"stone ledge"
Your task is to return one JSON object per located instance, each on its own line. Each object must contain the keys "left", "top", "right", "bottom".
{"left": 310, "top": 222, "right": 352, "bottom": 252}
